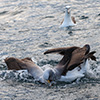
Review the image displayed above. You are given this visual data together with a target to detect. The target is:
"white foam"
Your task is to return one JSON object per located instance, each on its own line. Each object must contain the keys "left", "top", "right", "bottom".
{"left": 59, "top": 60, "right": 90, "bottom": 83}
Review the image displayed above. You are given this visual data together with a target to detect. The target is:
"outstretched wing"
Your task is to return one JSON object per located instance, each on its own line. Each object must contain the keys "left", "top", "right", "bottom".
{"left": 44, "top": 46, "right": 79, "bottom": 75}
{"left": 5, "top": 57, "right": 44, "bottom": 80}
{"left": 44, "top": 46, "right": 79, "bottom": 55}
{"left": 62, "top": 44, "right": 96, "bottom": 75}
{"left": 44, "top": 44, "right": 96, "bottom": 76}
{"left": 5, "top": 57, "right": 34, "bottom": 70}
{"left": 5, "top": 57, "right": 25, "bottom": 70}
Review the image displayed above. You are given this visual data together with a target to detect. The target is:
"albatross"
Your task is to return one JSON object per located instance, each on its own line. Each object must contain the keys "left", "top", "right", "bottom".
{"left": 4, "top": 44, "right": 96, "bottom": 85}
{"left": 60, "top": 6, "right": 76, "bottom": 28}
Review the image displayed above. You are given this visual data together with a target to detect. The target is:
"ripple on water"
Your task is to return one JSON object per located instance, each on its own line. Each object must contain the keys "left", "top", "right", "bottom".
{"left": 0, "top": 11, "right": 8, "bottom": 15}
{"left": 38, "top": 42, "right": 53, "bottom": 48}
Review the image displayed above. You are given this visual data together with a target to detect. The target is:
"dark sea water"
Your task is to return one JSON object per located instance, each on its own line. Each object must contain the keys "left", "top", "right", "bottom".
{"left": 0, "top": 0, "right": 100, "bottom": 100}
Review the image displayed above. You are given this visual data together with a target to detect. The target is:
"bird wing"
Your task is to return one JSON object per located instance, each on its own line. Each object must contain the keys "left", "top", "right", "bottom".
{"left": 5, "top": 57, "right": 44, "bottom": 80}
{"left": 5, "top": 57, "right": 25, "bottom": 70}
{"left": 44, "top": 46, "right": 79, "bottom": 55}
{"left": 71, "top": 16, "right": 76, "bottom": 24}
{"left": 4, "top": 57, "right": 36, "bottom": 70}
{"left": 44, "top": 46, "right": 79, "bottom": 75}
{"left": 62, "top": 44, "right": 96, "bottom": 75}
{"left": 60, "top": 18, "right": 64, "bottom": 24}
{"left": 44, "top": 44, "right": 96, "bottom": 76}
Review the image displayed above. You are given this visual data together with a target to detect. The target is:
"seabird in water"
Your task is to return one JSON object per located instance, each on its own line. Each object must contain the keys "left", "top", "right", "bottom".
{"left": 4, "top": 44, "right": 96, "bottom": 85}
{"left": 60, "top": 6, "right": 76, "bottom": 28}
{"left": 4, "top": 46, "right": 77, "bottom": 85}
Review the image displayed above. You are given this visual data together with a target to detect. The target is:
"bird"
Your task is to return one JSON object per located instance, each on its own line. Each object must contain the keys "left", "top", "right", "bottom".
{"left": 4, "top": 46, "right": 78, "bottom": 85}
{"left": 60, "top": 6, "right": 76, "bottom": 28}
{"left": 4, "top": 44, "right": 96, "bottom": 85}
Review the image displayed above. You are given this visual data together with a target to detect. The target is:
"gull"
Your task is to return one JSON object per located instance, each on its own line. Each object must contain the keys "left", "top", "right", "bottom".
{"left": 60, "top": 6, "right": 76, "bottom": 28}
{"left": 4, "top": 44, "right": 96, "bottom": 85}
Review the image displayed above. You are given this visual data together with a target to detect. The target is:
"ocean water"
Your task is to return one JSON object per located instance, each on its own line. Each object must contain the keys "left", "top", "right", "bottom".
{"left": 0, "top": 0, "right": 100, "bottom": 100}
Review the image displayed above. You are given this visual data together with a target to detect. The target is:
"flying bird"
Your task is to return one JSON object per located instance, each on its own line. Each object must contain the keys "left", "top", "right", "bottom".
{"left": 60, "top": 6, "right": 76, "bottom": 28}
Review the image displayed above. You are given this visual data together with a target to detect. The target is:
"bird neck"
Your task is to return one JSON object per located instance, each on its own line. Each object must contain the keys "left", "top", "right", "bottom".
{"left": 54, "top": 68, "right": 61, "bottom": 78}
{"left": 65, "top": 11, "right": 70, "bottom": 19}
{"left": 28, "top": 65, "right": 43, "bottom": 79}
{"left": 63, "top": 11, "right": 71, "bottom": 24}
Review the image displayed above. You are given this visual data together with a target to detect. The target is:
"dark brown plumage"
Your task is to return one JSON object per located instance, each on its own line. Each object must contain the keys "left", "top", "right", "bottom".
{"left": 44, "top": 46, "right": 79, "bottom": 75}
{"left": 44, "top": 46, "right": 79, "bottom": 55}
{"left": 44, "top": 44, "right": 96, "bottom": 76}
{"left": 5, "top": 57, "right": 44, "bottom": 80}
{"left": 71, "top": 16, "right": 76, "bottom": 24}
{"left": 5, "top": 57, "right": 36, "bottom": 70}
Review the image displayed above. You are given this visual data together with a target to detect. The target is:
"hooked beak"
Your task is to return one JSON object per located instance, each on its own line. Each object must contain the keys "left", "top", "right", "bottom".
{"left": 47, "top": 80, "right": 51, "bottom": 84}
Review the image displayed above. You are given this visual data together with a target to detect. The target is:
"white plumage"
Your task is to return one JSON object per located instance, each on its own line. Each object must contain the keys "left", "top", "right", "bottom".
{"left": 59, "top": 59, "right": 89, "bottom": 83}
{"left": 30, "top": 59, "right": 90, "bottom": 84}
{"left": 60, "top": 6, "right": 76, "bottom": 28}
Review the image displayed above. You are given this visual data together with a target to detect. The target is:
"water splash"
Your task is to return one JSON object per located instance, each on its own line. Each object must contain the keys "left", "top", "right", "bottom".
{"left": 0, "top": 70, "right": 34, "bottom": 82}
{"left": 0, "top": 59, "right": 99, "bottom": 84}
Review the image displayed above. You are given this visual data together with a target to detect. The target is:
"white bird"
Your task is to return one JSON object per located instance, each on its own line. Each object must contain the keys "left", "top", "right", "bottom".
{"left": 60, "top": 6, "right": 76, "bottom": 28}
{"left": 4, "top": 44, "right": 96, "bottom": 85}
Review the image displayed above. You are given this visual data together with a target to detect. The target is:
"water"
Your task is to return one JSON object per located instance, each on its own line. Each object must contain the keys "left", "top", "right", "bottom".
{"left": 0, "top": 0, "right": 100, "bottom": 99}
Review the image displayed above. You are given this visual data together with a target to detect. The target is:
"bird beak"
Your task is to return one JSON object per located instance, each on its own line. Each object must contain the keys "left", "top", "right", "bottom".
{"left": 67, "top": 8, "right": 70, "bottom": 14}
{"left": 47, "top": 80, "right": 50, "bottom": 83}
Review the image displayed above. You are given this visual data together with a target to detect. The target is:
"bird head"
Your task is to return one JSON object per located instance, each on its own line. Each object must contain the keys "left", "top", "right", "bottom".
{"left": 65, "top": 6, "right": 71, "bottom": 14}
{"left": 43, "top": 68, "right": 56, "bottom": 84}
